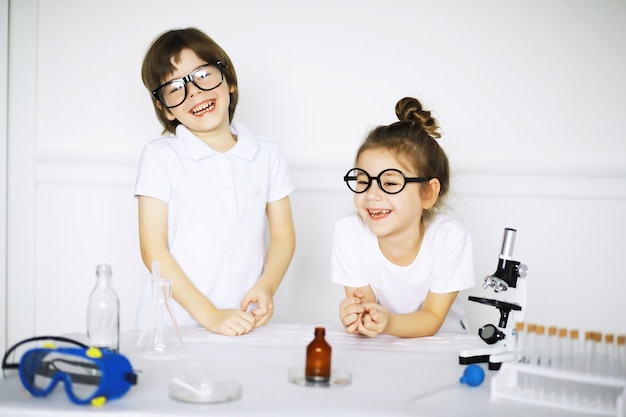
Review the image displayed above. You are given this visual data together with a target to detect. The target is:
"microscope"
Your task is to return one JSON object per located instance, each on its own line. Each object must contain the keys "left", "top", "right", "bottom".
{"left": 459, "top": 228, "right": 528, "bottom": 370}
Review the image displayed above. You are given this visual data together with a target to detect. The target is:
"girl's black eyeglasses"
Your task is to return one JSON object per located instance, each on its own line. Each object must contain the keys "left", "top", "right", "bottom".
{"left": 343, "top": 168, "right": 432, "bottom": 195}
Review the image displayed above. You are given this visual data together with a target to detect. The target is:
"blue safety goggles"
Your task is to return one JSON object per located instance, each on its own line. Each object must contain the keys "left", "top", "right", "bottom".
{"left": 2, "top": 336, "right": 137, "bottom": 406}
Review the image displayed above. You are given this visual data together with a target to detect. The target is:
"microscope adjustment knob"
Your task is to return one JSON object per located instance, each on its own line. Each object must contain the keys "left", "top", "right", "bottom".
{"left": 482, "top": 276, "right": 495, "bottom": 290}
{"left": 517, "top": 264, "right": 528, "bottom": 278}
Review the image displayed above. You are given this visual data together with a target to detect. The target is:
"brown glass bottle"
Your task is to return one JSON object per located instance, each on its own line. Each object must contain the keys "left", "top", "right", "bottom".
{"left": 305, "top": 327, "right": 332, "bottom": 383}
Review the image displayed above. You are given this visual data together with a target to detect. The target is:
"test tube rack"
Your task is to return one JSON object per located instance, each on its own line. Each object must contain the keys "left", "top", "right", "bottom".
{"left": 492, "top": 362, "right": 626, "bottom": 416}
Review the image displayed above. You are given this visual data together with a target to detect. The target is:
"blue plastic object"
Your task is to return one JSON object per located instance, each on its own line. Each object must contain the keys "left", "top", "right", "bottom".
{"left": 459, "top": 364, "right": 485, "bottom": 387}
{"left": 18, "top": 346, "right": 137, "bottom": 406}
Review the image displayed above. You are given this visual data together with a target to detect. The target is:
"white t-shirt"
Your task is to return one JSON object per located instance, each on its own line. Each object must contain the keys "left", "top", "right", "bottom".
{"left": 330, "top": 212, "right": 475, "bottom": 333}
{"left": 134, "top": 122, "right": 294, "bottom": 327}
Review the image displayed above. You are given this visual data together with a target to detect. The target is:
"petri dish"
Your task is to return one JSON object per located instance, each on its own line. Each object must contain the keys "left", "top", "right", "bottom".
{"left": 169, "top": 378, "right": 242, "bottom": 403}
{"left": 288, "top": 367, "right": 351, "bottom": 388}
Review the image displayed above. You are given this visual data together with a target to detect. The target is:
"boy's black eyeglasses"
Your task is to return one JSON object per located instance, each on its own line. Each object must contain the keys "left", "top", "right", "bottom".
{"left": 151, "top": 61, "right": 225, "bottom": 109}
{"left": 343, "top": 168, "right": 432, "bottom": 195}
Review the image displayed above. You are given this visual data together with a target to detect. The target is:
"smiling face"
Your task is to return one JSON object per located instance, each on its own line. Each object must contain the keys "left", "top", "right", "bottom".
{"left": 160, "top": 48, "right": 234, "bottom": 140}
{"left": 354, "top": 148, "right": 440, "bottom": 247}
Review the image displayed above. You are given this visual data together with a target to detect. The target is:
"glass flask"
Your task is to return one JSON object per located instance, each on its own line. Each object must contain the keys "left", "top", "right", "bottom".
{"left": 137, "top": 278, "right": 183, "bottom": 358}
{"left": 87, "top": 264, "right": 120, "bottom": 351}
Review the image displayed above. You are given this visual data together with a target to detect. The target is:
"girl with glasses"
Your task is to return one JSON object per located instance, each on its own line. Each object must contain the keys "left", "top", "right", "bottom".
{"left": 135, "top": 28, "right": 295, "bottom": 336}
{"left": 331, "top": 97, "right": 475, "bottom": 337}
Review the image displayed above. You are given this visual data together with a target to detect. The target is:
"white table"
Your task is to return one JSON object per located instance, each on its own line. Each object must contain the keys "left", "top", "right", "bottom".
{"left": 0, "top": 324, "right": 599, "bottom": 416}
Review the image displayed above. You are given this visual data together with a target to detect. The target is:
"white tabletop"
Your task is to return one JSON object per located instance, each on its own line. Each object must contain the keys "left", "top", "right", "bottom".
{"left": 0, "top": 323, "right": 603, "bottom": 416}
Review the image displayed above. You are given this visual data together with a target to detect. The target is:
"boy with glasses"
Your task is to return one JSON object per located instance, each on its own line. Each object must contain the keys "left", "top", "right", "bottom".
{"left": 135, "top": 28, "right": 295, "bottom": 336}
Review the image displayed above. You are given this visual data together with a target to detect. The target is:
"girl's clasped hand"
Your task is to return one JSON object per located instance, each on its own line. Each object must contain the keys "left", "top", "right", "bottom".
{"left": 340, "top": 288, "right": 390, "bottom": 337}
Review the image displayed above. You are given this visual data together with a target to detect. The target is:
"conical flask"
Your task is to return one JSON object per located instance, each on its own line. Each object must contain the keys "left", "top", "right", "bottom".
{"left": 137, "top": 262, "right": 182, "bottom": 357}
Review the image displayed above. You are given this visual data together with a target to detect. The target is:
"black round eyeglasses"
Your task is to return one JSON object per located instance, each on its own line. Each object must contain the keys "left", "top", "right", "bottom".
{"left": 343, "top": 168, "right": 433, "bottom": 195}
{"left": 151, "top": 61, "right": 225, "bottom": 109}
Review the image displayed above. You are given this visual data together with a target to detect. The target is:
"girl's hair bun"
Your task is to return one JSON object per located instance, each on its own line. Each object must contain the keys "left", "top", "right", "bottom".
{"left": 395, "top": 97, "right": 441, "bottom": 138}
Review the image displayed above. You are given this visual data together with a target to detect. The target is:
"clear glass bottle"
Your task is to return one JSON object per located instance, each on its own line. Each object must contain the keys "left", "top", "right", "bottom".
{"left": 87, "top": 264, "right": 120, "bottom": 351}
{"left": 305, "top": 327, "right": 332, "bottom": 383}
{"left": 137, "top": 278, "right": 182, "bottom": 357}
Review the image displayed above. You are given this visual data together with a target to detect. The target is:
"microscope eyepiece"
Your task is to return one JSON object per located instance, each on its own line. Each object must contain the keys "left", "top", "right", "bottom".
{"left": 500, "top": 228, "right": 517, "bottom": 259}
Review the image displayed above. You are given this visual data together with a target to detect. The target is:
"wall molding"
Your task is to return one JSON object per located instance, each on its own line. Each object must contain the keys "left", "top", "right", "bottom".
{"left": 36, "top": 152, "right": 626, "bottom": 199}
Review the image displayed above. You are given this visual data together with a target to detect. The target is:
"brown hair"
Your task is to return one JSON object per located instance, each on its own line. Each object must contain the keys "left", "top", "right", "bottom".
{"left": 141, "top": 27, "right": 239, "bottom": 134}
{"left": 356, "top": 97, "right": 449, "bottom": 221}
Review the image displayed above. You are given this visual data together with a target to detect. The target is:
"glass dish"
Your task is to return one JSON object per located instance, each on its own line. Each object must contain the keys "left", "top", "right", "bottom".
{"left": 288, "top": 367, "right": 351, "bottom": 388}
{"left": 169, "top": 378, "right": 241, "bottom": 403}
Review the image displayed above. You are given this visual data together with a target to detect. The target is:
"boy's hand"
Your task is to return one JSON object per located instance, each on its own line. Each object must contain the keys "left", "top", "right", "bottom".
{"left": 204, "top": 309, "right": 255, "bottom": 336}
{"left": 240, "top": 284, "right": 274, "bottom": 328}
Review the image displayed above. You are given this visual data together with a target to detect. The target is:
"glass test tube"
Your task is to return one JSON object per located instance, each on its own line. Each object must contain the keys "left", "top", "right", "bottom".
{"left": 515, "top": 322, "right": 527, "bottom": 364}
{"left": 522, "top": 324, "right": 537, "bottom": 394}
{"left": 617, "top": 335, "right": 626, "bottom": 379}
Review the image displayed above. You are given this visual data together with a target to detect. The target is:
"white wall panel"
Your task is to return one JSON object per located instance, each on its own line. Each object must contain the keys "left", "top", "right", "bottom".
{"left": 30, "top": 158, "right": 626, "bottom": 337}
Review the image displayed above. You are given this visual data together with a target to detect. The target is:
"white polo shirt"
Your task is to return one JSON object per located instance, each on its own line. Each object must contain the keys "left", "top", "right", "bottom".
{"left": 135, "top": 122, "right": 294, "bottom": 327}
{"left": 330, "top": 212, "right": 475, "bottom": 333}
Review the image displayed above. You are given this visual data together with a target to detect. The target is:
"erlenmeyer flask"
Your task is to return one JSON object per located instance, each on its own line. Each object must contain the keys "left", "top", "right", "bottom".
{"left": 137, "top": 278, "right": 183, "bottom": 358}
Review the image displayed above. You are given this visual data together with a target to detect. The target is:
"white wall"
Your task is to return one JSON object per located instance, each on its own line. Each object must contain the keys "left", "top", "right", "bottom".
{"left": 5, "top": 0, "right": 626, "bottom": 348}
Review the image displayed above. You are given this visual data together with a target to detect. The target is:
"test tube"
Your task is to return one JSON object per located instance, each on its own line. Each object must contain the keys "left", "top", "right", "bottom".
{"left": 570, "top": 329, "right": 584, "bottom": 373}
{"left": 556, "top": 328, "right": 569, "bottom": 401}
{"left": 535, "top": 325, "right": 548, "bottom": 397}
{"left": 593, "top": 332, "right": 604, "bottom": 376}
{"left": 557, "top": 328, "right": 569, "bottom": 370}
{"left": 569, "top": 329, "right": 584, "bottom": 405}
{"left": 536, "top": 325, "right": 547, "bottom": 367}
{"left": 601, "top": 334, "right": 617, "bottom": 409}
{"left": 547, "top": 326, "right": 558, "bottom": 368}
{"left": 584, "top": 331, "right": 596, "bottom": 375}
{"left": 604, "top": 334, "right": 615, "bottom": 378}
{"left": 617, "top": 335, "right": 626, "bottom": 380}
{"left": 522, "top": 324, "right": 537, "bottom": 394}
{"left": 515, "top": 322, "right": 527, "bottom": 364}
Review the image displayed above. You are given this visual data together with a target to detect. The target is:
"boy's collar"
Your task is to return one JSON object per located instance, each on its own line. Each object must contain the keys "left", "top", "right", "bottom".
{"left": 177, "top": 122, "right": 258, "bottom": 161}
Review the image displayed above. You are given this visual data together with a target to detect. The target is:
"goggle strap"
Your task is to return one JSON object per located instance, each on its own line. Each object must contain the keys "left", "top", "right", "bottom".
{"left": 2, "top": 335, "right": 89, "bottom": 376}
